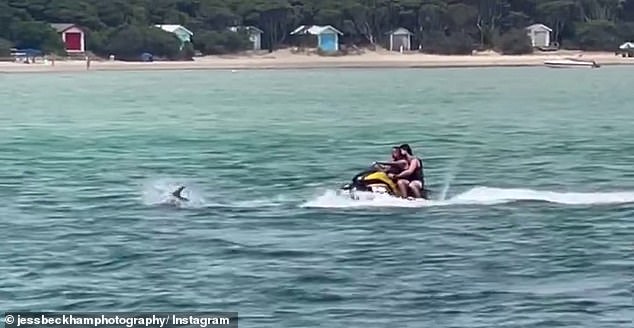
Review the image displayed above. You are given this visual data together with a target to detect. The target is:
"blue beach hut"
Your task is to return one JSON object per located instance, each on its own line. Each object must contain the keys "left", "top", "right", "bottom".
{"left": 290, "top": 25, "right": 343, "bottom": 52}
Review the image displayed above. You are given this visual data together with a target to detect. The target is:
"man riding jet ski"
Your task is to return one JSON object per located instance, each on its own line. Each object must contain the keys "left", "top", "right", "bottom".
{"left": 340, "top": 144, "right": 430, "bottom": 200}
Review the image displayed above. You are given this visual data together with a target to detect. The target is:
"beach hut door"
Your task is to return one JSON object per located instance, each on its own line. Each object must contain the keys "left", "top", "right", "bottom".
{"left": 320, "top": 34, "right": 336, "bottom": 52}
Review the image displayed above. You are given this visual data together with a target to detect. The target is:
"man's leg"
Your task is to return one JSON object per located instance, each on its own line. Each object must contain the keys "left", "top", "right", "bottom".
{"left": 397, "top": 179, "right": 410, "bottom": 198}
{"left": 408, "top": 180, "right": 423, "bottom": 198}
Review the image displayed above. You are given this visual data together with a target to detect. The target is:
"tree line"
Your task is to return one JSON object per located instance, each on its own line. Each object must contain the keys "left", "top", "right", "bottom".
{"left": 1, "top": 0, "right": 633, "bottom": 59}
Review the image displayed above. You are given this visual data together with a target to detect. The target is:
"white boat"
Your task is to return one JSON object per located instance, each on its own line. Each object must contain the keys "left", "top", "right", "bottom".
{"left": 544, "top": 57, "right": 600, "bottom": 68}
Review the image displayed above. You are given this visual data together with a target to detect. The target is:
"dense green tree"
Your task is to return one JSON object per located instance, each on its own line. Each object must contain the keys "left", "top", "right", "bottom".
{"left": 0, "top": 0, "right": 632, "bottom": 57}
{"left": 623, "top": 0, "right": 634, "bottom": 21}
{"left": 575, "top": 19, "right": 621, "bottom": 50}
{"left": 536, "top": 0, "right": 579, "bottom": 44}
{"left": 194, "top": 30, "right": 251, "bottom": 54}
{"left": 0, "top": 37, "right": 12, "bottom": 56}
{"left": 105, "top": 25, "right": 184, "bottom": 60}
{"left": 422, "top": 30, "right": 476, "bottom": 54}
{"left": 495, "top": 27, "right": 533, "bottom": 54}
{"left": 9, "top": 21, "right": 65, "bottom": 53}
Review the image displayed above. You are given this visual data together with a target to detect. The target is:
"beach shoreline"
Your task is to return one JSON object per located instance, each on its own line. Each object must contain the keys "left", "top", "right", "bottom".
{"left": 2, "top": 49, "right": 633, "bottom": 73}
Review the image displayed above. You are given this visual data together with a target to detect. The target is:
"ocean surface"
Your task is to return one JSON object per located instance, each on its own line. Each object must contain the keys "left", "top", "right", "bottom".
{"left": 1, "top": 67, "right": 633, "bottom": 328}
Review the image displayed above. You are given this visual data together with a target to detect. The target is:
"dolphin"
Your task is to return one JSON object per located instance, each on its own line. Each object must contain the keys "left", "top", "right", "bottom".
{"left": 171, "top": 186, "right": 189, "bottom": 201}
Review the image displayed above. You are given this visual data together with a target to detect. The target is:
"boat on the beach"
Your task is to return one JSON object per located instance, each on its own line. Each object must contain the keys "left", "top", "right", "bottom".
{"left": 544, "top": 57, "right": 600, "bottom": 68}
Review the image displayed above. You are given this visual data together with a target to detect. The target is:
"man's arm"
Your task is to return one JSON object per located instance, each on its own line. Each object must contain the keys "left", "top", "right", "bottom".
{"left": 375, "top": 160, "right": 405, "bottom": 166}
{"left": 395, "top": 159, "right": 418, "bottom": 178}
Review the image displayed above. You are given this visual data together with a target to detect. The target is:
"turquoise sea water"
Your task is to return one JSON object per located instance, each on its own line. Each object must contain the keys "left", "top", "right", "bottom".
{"left": 1, "top": 67, "right": 633, "bottom": 327}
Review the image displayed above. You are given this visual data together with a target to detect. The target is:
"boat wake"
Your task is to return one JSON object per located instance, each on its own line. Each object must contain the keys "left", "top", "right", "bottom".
{"left": 301, "top": 187, "right": 634, "bottom": 208}
{"left": 140, "top": 177, "right": 634, "bottom": 210}
{"left": 140, "top": 177, "right": 295, "bottom": 209}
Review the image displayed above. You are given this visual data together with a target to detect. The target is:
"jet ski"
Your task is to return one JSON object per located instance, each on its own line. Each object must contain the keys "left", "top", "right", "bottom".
{"left": 339, "top": 165, "right": 430, "bottom": 200}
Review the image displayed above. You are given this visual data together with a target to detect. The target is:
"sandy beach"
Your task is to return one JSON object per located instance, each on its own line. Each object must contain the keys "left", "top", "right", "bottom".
{"left": 1, "top": 49, "right": 633, "bottom": 73}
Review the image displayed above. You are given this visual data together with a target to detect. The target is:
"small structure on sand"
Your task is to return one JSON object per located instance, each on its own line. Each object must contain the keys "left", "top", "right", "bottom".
{"left": 290, "top": 25, "right": 343, "bottom": 53}
{"left": 155, "top": 24, "right": 194, "bottom": 50}
{"left": 10, "top": 48, "right": 43, "bottom": 63}
{"left": 616, "top": 42, "right": 634, "bottom": 57}
{"left": 525, "top": 23, "right": 552, "bottom": 48}
{"left": 387, "top": 28, "right": 413, "bottom": 52}
{"left": 229, "top": 26, "right": 264, "bottom": 51}
{"left": 50, "top": 23, "right": 86, "bottom": 53}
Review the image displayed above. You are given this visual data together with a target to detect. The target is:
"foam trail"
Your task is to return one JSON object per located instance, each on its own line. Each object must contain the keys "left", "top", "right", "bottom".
{"left": 301, "top": 187, "right": 634, "bottom": 208}
{"left": 452, "top": 187, "right": 634, "bottom": 205}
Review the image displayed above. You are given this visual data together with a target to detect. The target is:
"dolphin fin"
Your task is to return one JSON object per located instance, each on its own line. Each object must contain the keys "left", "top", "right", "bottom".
{"left": 172, "top": 186, "right": 188, "bottom": 201}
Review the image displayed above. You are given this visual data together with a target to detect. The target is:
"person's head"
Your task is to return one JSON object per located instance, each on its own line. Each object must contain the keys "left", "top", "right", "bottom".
{"left": 399, "top": 144, "right": 413, "bottom": 157}
{"left": 391, "top": 146, "right": 401, "bottom": 160}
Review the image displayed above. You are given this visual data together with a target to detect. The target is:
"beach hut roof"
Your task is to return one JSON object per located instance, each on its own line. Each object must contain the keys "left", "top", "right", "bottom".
{"left": 387, "top": 27, "right": 413, "bottom": 35}
{"left": 526, "top": 23, "right": 552, "bottom": 32}
{"left": 229, "top": 25, "right": 263, "bottom": 34}
{"left": 245, "top": 26, "right": 263, "bottom": 33}
{"left": 50, "top": 23, "right": 78, "bottom": 32}
{"left": 290, "top": 25, "right": 343, "bottom": 36}
{"left": 619, "top": 42, "right": 634, "bottom": 49}
{"left": 155, "top": 24, "right": 193, "bottom": 36}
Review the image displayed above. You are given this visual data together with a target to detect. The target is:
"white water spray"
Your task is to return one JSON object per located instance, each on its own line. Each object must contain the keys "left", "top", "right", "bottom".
{"left": 301, "top": 187, "right": 634, "bottom": 208}
{"left": 439, "top": 156, "right": 464, "bottom": 201}
{"left": 141, "top": 178, "right": 208, "bottom": 208}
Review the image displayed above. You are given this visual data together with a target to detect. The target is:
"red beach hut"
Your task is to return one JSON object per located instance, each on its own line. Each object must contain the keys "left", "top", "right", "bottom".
{"left": 50, "top": 23, "right": 86, "bottom": 53}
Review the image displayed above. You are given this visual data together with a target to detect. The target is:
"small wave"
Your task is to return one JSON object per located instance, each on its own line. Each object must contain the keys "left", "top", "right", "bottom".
{"left": 301, "top": 187, "right": 634, "bottom": 208}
